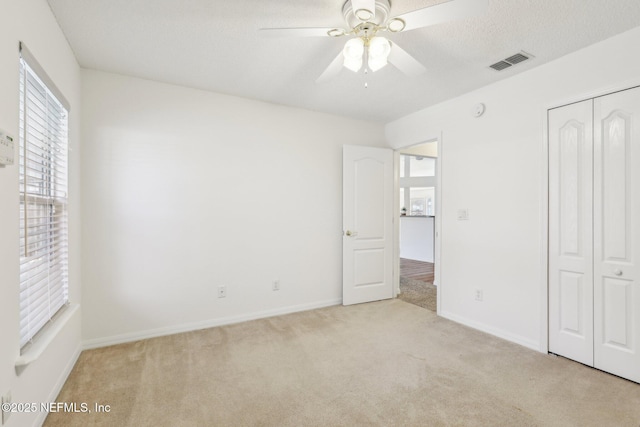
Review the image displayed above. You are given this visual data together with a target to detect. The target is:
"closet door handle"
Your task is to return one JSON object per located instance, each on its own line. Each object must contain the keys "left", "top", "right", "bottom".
{"left": 613, "top": 269, "right": 623, "bottom": 276}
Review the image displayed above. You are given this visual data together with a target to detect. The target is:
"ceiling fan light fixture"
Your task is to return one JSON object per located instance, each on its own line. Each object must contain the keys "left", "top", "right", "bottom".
{"left": 368, "top": 56, "right": 387, "bottom": 72}
{"left": 343, "top": 37, "right": 365, "bottom": 72}
{"left": 387, "top": 18, "right": 406, "bottom": 32}
{"left": 344, "top": 57, "right": 363, "bottom": 72}
{"left": 368, "top": 36, "right": 391, "bottom": 71}
{"left": 354, "top": 8, "right": 374, "bottom": 21}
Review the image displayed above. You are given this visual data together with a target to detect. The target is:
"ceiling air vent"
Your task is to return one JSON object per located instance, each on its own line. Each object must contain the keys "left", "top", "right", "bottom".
{"left": 489, "top": 61, "right": 512, "bottom": 71}
{"left": 489, "top": 51, "right": 533, "bottom": 71}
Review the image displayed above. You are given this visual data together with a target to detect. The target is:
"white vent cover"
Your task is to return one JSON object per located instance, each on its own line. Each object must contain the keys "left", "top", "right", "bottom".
{"left": 489, "top": 51, "right": 533, "bottom": 71}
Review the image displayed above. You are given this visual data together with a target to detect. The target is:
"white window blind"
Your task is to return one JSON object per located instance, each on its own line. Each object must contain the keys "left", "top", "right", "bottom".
{"left": 19, "top": 45, "right": 70, "bottom": 349}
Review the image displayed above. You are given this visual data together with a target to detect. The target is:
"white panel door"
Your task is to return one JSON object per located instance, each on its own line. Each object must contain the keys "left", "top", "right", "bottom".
{"left": 343, "top": 145, "right": 394, "bottom": 305}
{"left": 593, "top": 87, "right": 640, "bottom": 383}
{"left": 548, "top": 100, "right": 595, "bottom": 365}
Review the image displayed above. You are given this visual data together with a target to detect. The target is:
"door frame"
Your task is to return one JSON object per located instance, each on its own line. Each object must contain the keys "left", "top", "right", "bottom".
{"left": 542, "top": 78, "right": 640, "bottom": 354}
{"left": 394, "top": 138, "right": 442, "bottom": 315}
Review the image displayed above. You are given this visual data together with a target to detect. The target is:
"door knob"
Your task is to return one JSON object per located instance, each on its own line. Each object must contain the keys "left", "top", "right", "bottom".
{"left": 614, "top": 269, "right": 623, "bottom": 276}
{"left": 345, "top": 230, "right": 358, "bottom": 237}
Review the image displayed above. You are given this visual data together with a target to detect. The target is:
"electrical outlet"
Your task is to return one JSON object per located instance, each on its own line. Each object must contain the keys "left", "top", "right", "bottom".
{"left": 475, "top": 289, "right": 483, "bottom": 301}
{"left": 218, "top": 285, "right": 227, "bottom": 298}
{"left": 272, "top": 280, "right": 280, "bottom": 291}
{"left": 2, "top": 391, "right": 12, "bottom": 424}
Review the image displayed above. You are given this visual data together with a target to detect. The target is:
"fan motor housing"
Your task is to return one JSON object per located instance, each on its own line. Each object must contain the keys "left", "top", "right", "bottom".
{"left": 342, "top": 0, "right": 391, "bottom": 29}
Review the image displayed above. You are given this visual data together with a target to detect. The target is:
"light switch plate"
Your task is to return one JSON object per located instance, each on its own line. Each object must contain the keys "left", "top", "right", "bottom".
{"left": 0, "top": 129, "right": 15, "bottom": 166}
{"left": 457, "top": 209, "right": 470, "bottom": 220}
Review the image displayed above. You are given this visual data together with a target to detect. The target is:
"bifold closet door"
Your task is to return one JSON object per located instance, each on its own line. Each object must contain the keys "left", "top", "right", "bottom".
{"left": 549, "top": 87, "right": 640, "bottom": 384}
{"left": 593, "top": 87, "right": 640, "bottom": 383}
{"left": 548, "top": 99, "right": 594, "bottom": 366}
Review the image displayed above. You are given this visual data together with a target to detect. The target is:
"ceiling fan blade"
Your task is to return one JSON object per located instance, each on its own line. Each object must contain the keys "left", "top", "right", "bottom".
{"left": 392, "top": 0, "right": 488, "bottom": 32}
{"left": 388, "top": 42, "right": 426, "bottom": 77}
{"left": 258, "top": 27, "right": 344, "bottom": 38}
{"left": 351, "top": 0, "right": 377, "bottom": 20}
{"left": 316, "top": 52, "right": 344, "bottom": 84}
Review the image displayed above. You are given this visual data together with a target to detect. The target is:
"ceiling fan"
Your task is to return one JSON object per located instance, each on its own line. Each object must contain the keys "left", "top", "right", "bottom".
{"left": 259, "top": 0, "right": 488, "bottom": 83}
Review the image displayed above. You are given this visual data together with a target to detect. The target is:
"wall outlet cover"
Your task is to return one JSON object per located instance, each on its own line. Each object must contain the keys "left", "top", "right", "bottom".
{"left": 217, "top": 285, "right": 227, "bottom": 298}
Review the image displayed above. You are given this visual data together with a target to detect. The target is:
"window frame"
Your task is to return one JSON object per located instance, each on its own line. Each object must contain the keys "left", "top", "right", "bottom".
{"left": 18, "top": 43, "right": 71, "bottom": 351}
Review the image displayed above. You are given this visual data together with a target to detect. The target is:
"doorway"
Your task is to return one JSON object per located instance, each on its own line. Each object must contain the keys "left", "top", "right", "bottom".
{"left": 396, "top": 141, "right": 439, "bottom": 312}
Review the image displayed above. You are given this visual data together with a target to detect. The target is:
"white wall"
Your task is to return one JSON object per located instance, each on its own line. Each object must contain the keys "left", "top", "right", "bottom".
{"left": 81, "top": 70, "right": 387, "bottom": 346}
{"left": 386, "top": 25, "right": 640, "bottom": 350}
{"left": 0, "top": 1, "right": 82, "bottom": 426}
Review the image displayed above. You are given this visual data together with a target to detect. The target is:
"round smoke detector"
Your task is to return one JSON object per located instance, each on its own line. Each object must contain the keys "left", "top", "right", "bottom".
{"left": 342, "top": 0, "right": 391, "bottom": 29}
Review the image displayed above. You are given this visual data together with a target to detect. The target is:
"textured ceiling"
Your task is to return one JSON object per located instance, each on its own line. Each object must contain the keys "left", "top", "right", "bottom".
{"left": 47, "top": 0, "right": 640, "bottom": 123}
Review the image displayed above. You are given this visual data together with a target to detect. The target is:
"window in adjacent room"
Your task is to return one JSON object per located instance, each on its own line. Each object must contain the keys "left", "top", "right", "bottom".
{"left": 399, "top": 154, "right": 436, "bottom": 216}
{"left": 18, "top": 44, "right": 70, "bottom": 349}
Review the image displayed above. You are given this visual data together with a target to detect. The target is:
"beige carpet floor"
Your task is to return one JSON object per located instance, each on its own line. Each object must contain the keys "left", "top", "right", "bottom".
{"left": 399, "top": 276, "right": 437, "bottom": 311}
{"left": 45, "top": 300, "right": 640, "bottom": 427}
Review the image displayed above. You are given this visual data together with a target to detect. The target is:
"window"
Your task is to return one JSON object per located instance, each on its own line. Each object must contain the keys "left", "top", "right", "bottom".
{"left": 399, "top": 154, "right": 436, "bottom": 216}
{"left": 18, "top": 44, "right": 70, "bottom": 349}
{"left": 399, "top": 155, "right": 436, "bottom": 178}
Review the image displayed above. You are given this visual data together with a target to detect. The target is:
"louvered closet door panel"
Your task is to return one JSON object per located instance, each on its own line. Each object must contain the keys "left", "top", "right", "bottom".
{"left": 593, "top": 86, "right": 640, "bottom": 383}
{"left": 548, "top": 99, "right": 594, "bottom": 366}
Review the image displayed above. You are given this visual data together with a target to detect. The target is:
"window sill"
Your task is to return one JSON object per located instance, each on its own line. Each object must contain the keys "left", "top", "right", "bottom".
{"left": 15, "top": 304, "right": 79, "bottom": 374}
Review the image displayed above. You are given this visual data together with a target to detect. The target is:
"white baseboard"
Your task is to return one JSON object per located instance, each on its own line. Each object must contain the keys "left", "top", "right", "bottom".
{"left": 439, "top": 310, "right": 540, "bottom": 352}
{"left": 83, "top": 298, "right": 343, "bottom": 350}
{"left": 33, "top": 344, "right": 82, "bottom": 427}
